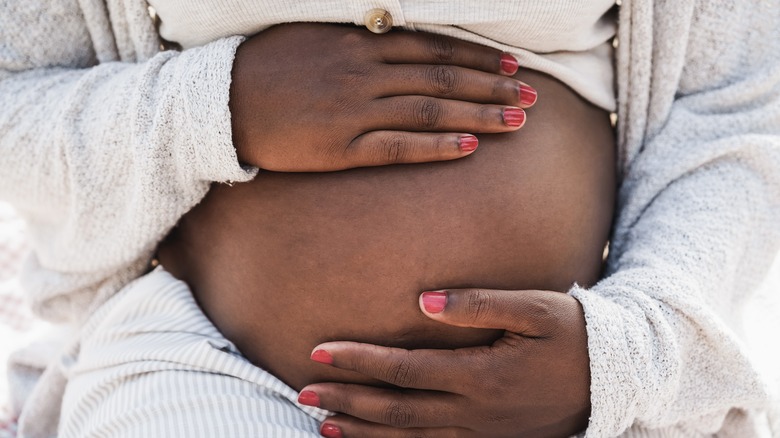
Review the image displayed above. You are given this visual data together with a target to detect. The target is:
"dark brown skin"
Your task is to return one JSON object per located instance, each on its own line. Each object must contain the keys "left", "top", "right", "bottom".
{"left": 306, "top": 288, "right": 591, "bottom": 438}
{"left": 229, "top": 23, "right": 535, "bottom": 172}
{"left": 158, "top": 24, "right": 615, "bottom": 438}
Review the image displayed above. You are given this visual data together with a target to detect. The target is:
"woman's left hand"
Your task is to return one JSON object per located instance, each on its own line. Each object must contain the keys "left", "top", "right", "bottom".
{"left": 298, "top": 288, "right": 592, "bottom": 438}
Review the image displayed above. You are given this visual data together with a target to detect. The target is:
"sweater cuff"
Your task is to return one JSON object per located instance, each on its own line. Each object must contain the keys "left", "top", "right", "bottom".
{"left": 569, "top": 285, "right": 645, "bottom": 438}
{"left": 178, "top": 35, "right": 257, "bottom": 183}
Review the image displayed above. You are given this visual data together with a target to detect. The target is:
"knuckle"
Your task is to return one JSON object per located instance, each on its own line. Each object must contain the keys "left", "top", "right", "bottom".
{"left": 330, "top": 94, "right": 360, "bottom": 115}
{"left": 490, "top": 78, "right": 503, "bottom": 98}
{"left": 467, "top": 289, "right": 493, "bottom": 324}
{"left": 525, "top": 295, "right": 555, "bottom": 327}
{"left": 322, "top": 135, "right": 351, "bottom": 168}
{"left": 382, "top": 353, "right": 419, "bottom": 387}
{"left": 343, "top": 60, "right": 373, "bottom": 80}
{"left": 429, "top": 34, "right": 455, "bottom": 62}
{"left": 381, "top": 134, "right": 410, "bottom": 163}
{"left": 414, "top": 98, "right": 444, "bottom": 129}
{"left": 341, "top": 65, "right": 374, "bottom": 91}
{"left": 338, "top": 31, "right": 375, "bottom": 60}
{"left": 343, "top": 64, "right": 372, "bottom": 86}
{"left": 433, "top": 135, "right": 450, "bottom": 156}
{"left": 426, "top": 65, "right": 459, "bottom": 95}
{"left": 383, "top": 400, "right": 416, "bottom": 428}
{"left": 491, "top": 78, "right": 509, "bottom": 101}
{"left": 475, "top": 104, "right": 496, "bottom": 125}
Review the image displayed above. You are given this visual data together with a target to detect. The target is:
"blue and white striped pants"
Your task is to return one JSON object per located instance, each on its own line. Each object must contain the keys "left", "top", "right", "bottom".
{"left": 59, "top": 267, "right": 328, "bottom": 437}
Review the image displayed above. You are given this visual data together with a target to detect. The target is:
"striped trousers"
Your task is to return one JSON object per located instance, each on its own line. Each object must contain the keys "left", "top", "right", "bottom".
{"left": 59, "top": 267, "right": 328, "bottom": 437}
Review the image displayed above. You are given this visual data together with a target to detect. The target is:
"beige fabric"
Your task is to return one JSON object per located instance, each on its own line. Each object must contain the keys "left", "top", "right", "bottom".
{"left": 1, "top": 0, "right": 779, "bottom": 437}
{"left": 148, "top": 0, "right": 618, "bottom": 111}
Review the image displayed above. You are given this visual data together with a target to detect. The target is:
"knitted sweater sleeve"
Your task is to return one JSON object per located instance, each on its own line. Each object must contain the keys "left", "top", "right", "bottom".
{"left": 0, "top": 1, "right": 255, "bottom": 322}
{"left": 571, "top": 4, "right": 780, "bottom": 436}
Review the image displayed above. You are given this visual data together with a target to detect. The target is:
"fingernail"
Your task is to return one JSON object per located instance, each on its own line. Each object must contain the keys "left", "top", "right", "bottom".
{"left": 321, "top": 423, "right": 342, "bottom": 438}
{"left": 421, "top": 291, "right": 448, "bottom": 314}
{"left": 298, "top": 390, "right": 320, "bottom": 407}
{"left": 311, "top": 349, "right": 334, "bottom": 365}
{"left": 503, "top": 107, "right": 525, "bottom": 127}
{"left": 519, "top": 85, "right": 538, "bottom": 106}
{"left": 459, "top": 135, "right": 478, "bottom": 153}
{"left": 500, "top": 53, "right": 519, "bottom": 75}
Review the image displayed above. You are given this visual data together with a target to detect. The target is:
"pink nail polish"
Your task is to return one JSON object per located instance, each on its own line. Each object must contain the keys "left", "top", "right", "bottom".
{"left": 459, "top": 135, "right": 478, "bottom": 153}
{"left": 421, "top": 291, "right": 448, "bottom": 314}
{"left": 519, "top": 85, "right": 538, "bottom": 106}
{"left": 298, "top": 390, "right": 320, "bottom": 407}
{"left": 311, "top": 349, "right": 334, "bottom": 365}
{"left": 321, "top": 423, "right": 343, "bottom": 438}
{"left": 502, "top": 108, "right": 525, "bottom": 127}
{"left": 500, "top": 53, "right": 519, "bottom": 75}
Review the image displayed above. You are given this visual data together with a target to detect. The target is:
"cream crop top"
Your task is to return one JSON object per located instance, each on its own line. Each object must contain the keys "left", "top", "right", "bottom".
{"left": 148, "top": 1, "right": 617, "bottom": 111}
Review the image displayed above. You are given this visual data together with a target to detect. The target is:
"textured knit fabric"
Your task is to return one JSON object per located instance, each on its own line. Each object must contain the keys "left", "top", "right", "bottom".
{"left": 0, "top": 0, "right": 779, "bottom": 437}
{"left": 148, "top": 0, "right": 617, "bottom": 111}
{"left": 0, "top": 0, "right": 256, "bottom": 325}
{"left": 571, "top": 1, "right": 780, "bottom": 436}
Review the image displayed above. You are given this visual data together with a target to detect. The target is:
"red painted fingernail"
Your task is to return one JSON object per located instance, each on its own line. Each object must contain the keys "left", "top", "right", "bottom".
{"left": 311, "top": 349, "right": 334, "bottom": 365}
{"left": 459, "top": 135, "right": 478, "bottom": 153}
{"left": 298, "top": 390, "right": 320, "bottom": 407}
{"left": 321, "top": 423, "right": 342, "bottom": 438}
{"left": 500, "top": 53, "right": 519, "bottom": 75}
{"left": 519, "top": 85, "right": 538, "bottom": 106}
{"left": 503, "top": 107, "right": 525, "bottom": 127}
{"left": 421, "top": 291, "right": 448, "bottom": 313}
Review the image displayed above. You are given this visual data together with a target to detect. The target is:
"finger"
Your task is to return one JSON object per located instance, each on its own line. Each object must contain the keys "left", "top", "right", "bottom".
{"left": 308, "top": 342, "right": 482, "bottom": 391}
{"left": 318, "top": 415, "right": 470, "bottom": 438}
{"left": 342, "top": 131, "right": 478, "bottom": 168}
{"left": 379, "top": 31, "right": 519, "bottom": 76}
{"left": 370, "top": 97, "right": 525, "bottom": 133}
{"left": 419, "top": 289, "right": 571, "bottom": 335}
{"left": 298, "top": 383, "right": 462, "bottom": 429}
{"left": 377, "top": 64, "right": 537, "bottom": 108}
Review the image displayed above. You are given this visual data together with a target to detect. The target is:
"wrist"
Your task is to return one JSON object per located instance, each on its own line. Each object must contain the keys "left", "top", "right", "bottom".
{"left": 569, "top": 284, "right": 644, "bottom": 437}
{"left": 182, "top": 35, "right": 255, "bottom": 182}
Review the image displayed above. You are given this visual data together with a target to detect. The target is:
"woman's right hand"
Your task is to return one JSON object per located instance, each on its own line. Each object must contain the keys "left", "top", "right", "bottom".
{"left": 230, "top": 23, "right": 537, "bottom": 172}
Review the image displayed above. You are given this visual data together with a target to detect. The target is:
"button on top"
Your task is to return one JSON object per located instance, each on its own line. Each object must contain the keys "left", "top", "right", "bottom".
{"left": 364, "top": 9, "right": 393, "bottom": 34}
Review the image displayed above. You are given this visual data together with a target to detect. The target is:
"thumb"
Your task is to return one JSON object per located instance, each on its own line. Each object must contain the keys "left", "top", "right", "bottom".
{"left": 418, "top": 288, "right": 565, "bottom": 335}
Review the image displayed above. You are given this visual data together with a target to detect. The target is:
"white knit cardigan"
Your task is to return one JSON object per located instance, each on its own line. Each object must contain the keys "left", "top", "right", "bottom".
{"left": 1, "top": 0, "right": 779, "bottom": 437}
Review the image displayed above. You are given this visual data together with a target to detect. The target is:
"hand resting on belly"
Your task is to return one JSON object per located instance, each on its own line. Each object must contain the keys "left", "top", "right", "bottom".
{"left": 157, "top": 68, "right": 616, "bottom": 391}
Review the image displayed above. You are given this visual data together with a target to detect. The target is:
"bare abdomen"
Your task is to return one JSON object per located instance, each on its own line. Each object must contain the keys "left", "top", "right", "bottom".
{"left": 158, "top": 70, "right": 616, "bottom": 390}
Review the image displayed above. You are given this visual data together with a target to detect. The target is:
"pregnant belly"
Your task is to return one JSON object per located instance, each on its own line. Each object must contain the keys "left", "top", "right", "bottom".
{"left": 157, "top": 69, "right": 616, "bottom": 391}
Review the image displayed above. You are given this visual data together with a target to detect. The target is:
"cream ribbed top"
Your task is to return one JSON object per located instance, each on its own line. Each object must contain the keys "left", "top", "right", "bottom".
{"left": 148, "top": 0, "right": 618, "bottom": 111}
